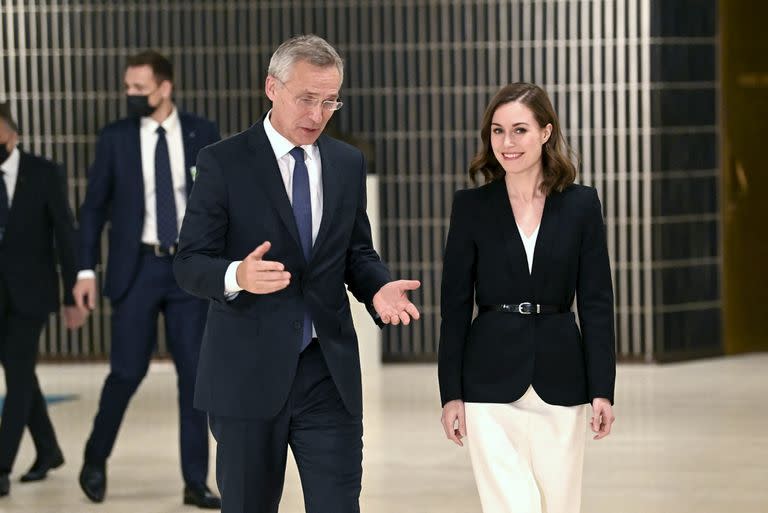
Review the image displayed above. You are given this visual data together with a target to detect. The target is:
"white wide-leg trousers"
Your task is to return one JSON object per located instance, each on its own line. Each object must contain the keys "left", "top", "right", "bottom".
{"left": 465, "top": 386, "right": 587, "bottom": 513}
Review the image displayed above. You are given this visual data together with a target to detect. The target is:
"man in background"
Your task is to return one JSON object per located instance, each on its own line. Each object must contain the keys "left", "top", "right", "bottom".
{"left": 0, "top": 101, "right": 84, "bottom": 497}
{"left": 72, "top": 51, "right": 221, "bottom": 509}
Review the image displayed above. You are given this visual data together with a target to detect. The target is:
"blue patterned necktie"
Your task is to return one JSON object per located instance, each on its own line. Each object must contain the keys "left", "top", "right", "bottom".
{"left": 155, "top": 125, "right": 178, "bottom": 249}
{"left": 289, "top": 147, "right": 313, "bottom": 352}
{"left": 0, "top": 170, "right": 9, "bottom": 244}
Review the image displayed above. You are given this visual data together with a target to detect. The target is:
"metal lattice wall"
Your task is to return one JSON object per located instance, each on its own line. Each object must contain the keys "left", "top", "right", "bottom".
{"left": 0, "top": 0, "right": 719, "bottom": 361}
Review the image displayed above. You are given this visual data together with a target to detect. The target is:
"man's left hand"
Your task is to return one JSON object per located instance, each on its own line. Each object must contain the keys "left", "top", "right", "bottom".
{"left": 372, "top": 280, "right": 421, "bottom": 326}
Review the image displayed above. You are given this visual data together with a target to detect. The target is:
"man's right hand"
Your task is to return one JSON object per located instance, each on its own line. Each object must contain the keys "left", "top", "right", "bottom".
{"left": 73, "top": 277, "right": 97, "bottom": 312}
{"left": 235, "top": 241, "right": 291, "bottom": 294}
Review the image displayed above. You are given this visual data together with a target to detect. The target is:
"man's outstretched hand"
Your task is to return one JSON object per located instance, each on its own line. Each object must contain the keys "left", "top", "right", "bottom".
{"left": 372, "top": 280, "right": 421, "bottom": 325}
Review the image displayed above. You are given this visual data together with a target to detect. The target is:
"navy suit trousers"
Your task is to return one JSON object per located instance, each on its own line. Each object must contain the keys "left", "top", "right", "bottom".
{"left": 84, "top": 252, "right": 209, "bottom": 485}
{"left": 209, "top": 340, "right": 363, "bottom": 513}
{"left": 0, "top": 283, "right": 59, "bottom": 473}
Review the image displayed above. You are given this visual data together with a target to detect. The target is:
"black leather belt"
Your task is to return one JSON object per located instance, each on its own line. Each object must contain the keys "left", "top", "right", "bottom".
{"left": 140, "top": 243, "right": 178, "bottom": 257}
{"left": 479, "top": 303, "right": 567, "bottom": 315}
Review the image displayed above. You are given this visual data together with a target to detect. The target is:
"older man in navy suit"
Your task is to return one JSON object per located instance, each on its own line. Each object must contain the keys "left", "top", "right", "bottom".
{"left": 174, "top": 35, "right": 421, "bottom": 513}
{"left": 73, "top": 50, "right": 221, "bottom": 508}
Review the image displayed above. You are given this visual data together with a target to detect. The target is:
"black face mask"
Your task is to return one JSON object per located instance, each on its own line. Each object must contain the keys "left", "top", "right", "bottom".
{"left": 0, "top": 143, "right": 10, "bottom": 164}
{"left": 126, "top": 95, "right": 158, "bottom": 118}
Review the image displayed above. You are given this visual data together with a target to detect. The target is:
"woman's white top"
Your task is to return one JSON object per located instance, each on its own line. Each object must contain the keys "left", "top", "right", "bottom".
{"left": 516, "top": 224, "right": 540, "bottom": 274}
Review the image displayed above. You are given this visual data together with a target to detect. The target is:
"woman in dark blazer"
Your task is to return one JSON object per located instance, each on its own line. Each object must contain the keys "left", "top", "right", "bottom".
{"left": 438, "top": 83, "right": 616, "bottom": 513}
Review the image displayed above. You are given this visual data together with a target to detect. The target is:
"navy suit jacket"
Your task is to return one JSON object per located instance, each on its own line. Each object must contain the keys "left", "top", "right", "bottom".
{"left": 0, "top": 151, "right": 77, "bottom": 316}
{"left": 78, "top": 112, "right": 220, "bottom": 301}
{"left": 438, "top": 181, "right": 616, "bottom": 407}
{"left": 173, "top": 119, "right": 391, "bottom": 419}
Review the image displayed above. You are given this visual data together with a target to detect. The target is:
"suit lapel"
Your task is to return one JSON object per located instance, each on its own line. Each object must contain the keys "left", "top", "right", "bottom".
{"left": 179, "top": 113, "right": 196, "bottom": 195}
{"left": 246, "top": 122, "right": 302, "bottom": 252}
{"left": 490, "top": 179, "right": 534, "bottom": 295}
{"left": 309, "top": 135, "right": 342, "bottom": 264}
{"left": 6, "top": 152, "right": 31, "bottom": 229}
{"left": 491, "top": 179, "right": 562, "bottom": 299}
{"left": 125, "top": 118, "right": 145, "bottom": 216}
{"left": 530, "top": 189, "right": 560, "bottom": 298}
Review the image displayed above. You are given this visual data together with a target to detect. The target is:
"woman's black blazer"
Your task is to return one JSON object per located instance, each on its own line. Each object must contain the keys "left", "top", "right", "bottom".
{"left": 438, "top": 179, "right": 616, "bottom": 407}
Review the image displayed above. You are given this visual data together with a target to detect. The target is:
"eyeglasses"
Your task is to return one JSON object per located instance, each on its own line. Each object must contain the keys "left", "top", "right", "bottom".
{"left": 276, "top": 78, "right": 343, "bottom": 112}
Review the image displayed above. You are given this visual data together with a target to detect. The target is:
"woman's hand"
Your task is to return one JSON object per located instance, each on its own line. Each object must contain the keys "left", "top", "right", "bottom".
{"left": 590, "top": 398, "right": 615, "bottom": 440}
{"left": 441, "top": 399, "right": 467, "bottom": 447}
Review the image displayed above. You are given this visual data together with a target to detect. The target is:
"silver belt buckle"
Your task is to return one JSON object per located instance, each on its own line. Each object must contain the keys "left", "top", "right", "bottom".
{"left": 517, "top": 302, "right": 535, "bottom": 314}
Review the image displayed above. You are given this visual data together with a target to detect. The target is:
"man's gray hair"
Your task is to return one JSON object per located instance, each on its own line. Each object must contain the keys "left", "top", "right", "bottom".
{"left": 268, "top": 34, "right": 344, "bottom": 84}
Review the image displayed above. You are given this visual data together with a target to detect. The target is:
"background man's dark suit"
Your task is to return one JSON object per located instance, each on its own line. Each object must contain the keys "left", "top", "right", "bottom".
{"left": 78, "top": 114, "right": 218, "bottom": 302}
{"left": 0, "top": 150, "right": 77, "bottom": 480}
{"left": 77, "top": 113, "right": 219, "bottom": 488}
{"left": 174, "top": 118, "right": 392, "bottom": 511}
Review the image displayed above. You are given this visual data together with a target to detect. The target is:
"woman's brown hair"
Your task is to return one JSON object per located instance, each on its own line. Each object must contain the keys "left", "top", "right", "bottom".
{"left": 469, "top": 83, "right": 577, "bottom": 194}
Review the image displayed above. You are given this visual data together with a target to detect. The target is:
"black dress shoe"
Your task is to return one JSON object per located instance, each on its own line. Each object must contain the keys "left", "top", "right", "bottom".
{"left": 20, "top": 449, "right": 65, "bottom": 482}
{"left": 183, "top": 483, "right": 221, "bottom": 509}
{"left": 0, "top": 473, "right": 9, "bottom": 497}
{"left": 78, "top": 462, "right": 106, "bottom": 503}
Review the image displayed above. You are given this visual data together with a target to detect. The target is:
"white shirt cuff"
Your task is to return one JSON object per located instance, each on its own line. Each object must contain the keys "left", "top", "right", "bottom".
{"left": 224, "top": 260, "right": 243, "bottom": 299}
{"left": 78, "top": 270, "right": 96, "bottom": 280}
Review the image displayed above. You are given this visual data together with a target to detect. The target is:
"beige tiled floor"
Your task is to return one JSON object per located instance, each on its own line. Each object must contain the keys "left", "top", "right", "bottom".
{"left": 0, "top": 353, "right": 767, "bottom": 512}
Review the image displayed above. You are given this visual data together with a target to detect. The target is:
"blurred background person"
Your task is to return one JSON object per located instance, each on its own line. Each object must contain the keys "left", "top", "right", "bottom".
{"left": 71, "top": 51, "right": 221, "bottom": 508}
{"left": 0, "top": 101, "right": 84, "bottom": 498}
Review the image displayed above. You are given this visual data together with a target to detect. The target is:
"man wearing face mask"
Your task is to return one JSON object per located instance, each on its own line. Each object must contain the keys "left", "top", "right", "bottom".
{"left": 72, "top": 51, "right": 221, "bottom": 508}
{"left": 0, "top": 102, "right": 84, "bottom": 497}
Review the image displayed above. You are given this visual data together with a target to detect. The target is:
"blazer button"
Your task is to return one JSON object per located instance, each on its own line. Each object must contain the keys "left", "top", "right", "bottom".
{"left": 293, "top": 321, "right": 302, "bottom": 332}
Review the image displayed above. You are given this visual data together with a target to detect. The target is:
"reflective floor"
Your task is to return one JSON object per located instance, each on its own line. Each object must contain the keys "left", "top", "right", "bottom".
{"left": 0, "top": 353, "right": 766, "bottom": 512}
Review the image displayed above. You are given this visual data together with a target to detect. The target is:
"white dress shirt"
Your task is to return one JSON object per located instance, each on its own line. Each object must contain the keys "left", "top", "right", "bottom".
{"left": 224, "top": 112, "right": 323, "bottom": 336}
{"left": 0, "top": 147, "right": 21, "bottom": 206}
{"left": 78, "top": 109, "right": 188, "bottom": 280}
